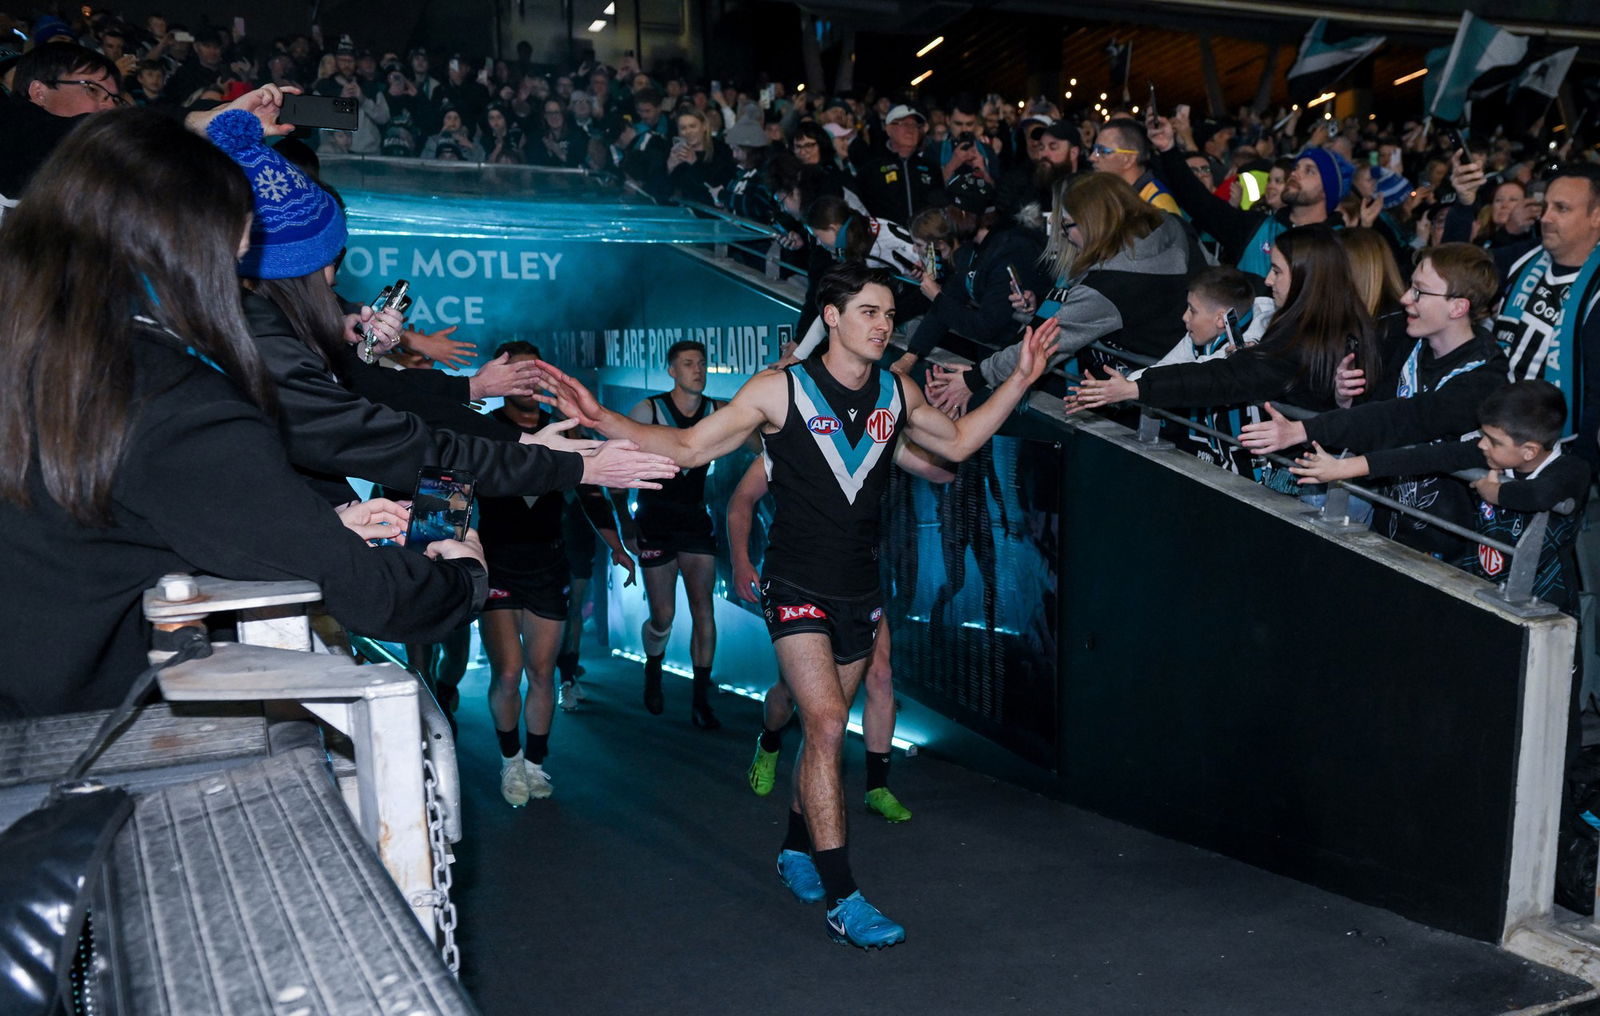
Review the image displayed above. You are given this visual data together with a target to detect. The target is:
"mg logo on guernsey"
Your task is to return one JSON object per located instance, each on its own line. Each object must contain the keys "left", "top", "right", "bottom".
{"left": 866, "top": 408, "right": 895, "bottom": 444}
{"left": 807, "top": 415, "right": 841, "bottom": 435}
{"left": 778, "top": 604, "right": 827, "bottom": 622}
{"left": 1478, "top": 544, "right": 1505, "bottom": 578}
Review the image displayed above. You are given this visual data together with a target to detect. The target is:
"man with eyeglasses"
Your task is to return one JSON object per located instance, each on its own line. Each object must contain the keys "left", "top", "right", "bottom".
{"left": 1, "top": 42, "right": 122, "bottom": 207}
{"left": 1239, "top": 243, "right": 1510, "bottom": 554}
{"left": 1090, "top": 118, "right": 1179, "bottom": 215}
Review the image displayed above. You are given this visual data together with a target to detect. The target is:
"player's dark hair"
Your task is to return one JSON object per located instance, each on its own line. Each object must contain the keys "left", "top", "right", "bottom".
{"left": 493, "top": 339, "right": 541, "bottom": 359}
{"left": 815, "top": 262, "right": 894, "bottom": 317}
{"left": 1479, "top": 380, "right": 1565, "bottom": 449}
{"left": 666, "top": 339, "right": 706, "bottom": 364}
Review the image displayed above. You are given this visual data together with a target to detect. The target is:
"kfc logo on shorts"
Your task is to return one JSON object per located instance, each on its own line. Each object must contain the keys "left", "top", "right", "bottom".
{"left": 778, "top": 604, "right": 828, "bottom": 622}
{"left": 640, "top": 548, "right": 663, "bottom": 560}
{"left": 807, "top": 415, "right": 842, "bottom": 435}
{"left": 870, "top": 607, "right": 883, "bottom": 622}
{"left": 866, "top": 408, "right": 895, "bottom": 444}
{"left": 1478, "top": 544, "right": 1505, "bottom": 578}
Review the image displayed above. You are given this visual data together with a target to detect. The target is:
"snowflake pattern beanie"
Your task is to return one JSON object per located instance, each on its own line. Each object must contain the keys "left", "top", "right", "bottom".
{"left": 206, "top": 109, "right": 347, "bottom": 280}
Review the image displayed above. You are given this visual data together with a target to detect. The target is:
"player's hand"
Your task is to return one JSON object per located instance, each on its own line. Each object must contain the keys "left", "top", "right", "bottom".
{"left": 1238, "top": 402, "right": 1307, "bottom": 453}
{"left": 579, "top": 440, "right": 679, "bottom": 489}
{"left": 1011, "top": 317, "right": 1062, "bottom": 387}
{"left": 733, "top": 560, "right": 760, "bottom": 602}
{"left": 529, "top": 359, "right": 606, "bottom": 429}
{"left": 519, "top": 417, "right": 603, "bottom": 453}
{"left": 611, "top": 547, "right": 638, "bottom": 586}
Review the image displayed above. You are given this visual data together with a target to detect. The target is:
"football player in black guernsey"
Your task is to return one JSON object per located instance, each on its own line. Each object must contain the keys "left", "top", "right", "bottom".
{"left": 625, "top": 340, "right": 757, "bottom": 729}
{"left": 528, "top": 261, "right": 1058, "bottom": 949}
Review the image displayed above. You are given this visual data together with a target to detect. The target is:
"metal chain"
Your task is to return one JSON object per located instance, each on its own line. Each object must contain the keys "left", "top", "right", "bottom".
{"left": 421, "top": 755, "right": 461, "bottom": 975}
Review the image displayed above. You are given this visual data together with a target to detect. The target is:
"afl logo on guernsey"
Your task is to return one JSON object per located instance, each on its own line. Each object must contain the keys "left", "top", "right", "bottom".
{"left": 807, "top": 415, "right": 842, "bottom": 435}
{"left": 866, "top": 408, "right": 895, "bottom": 444}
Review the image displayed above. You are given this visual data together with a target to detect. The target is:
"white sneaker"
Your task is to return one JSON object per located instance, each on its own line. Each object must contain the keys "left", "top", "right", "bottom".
{"left": 525, "top": 761, "right": 554, "bottom": 799}
{"left": 559, "top": 681, "right": 580, "bottom": 712}
{"left": 500, "top": 751, "right": 530, "bottom": 807}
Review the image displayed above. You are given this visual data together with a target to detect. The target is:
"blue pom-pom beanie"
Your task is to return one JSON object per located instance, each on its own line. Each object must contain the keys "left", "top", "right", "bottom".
{"left": 206, "top": 109, "right": 347, "bottom": 279}
{"left": 1297, "top": 147, "right": 1356, "bottom": 215}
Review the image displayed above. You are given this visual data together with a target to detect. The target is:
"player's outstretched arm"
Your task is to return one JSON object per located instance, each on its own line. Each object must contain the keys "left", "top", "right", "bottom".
{"left": 531, "top": 360, "right": 780, "bottom": 468}
{"left": 904, "top": 318, "right": 1060, "bottom": 462}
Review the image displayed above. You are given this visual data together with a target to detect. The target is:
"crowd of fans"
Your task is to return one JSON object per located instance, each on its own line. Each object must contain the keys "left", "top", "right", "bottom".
{"left": 3, "top": 9, "right": 1598, "bottom": 690}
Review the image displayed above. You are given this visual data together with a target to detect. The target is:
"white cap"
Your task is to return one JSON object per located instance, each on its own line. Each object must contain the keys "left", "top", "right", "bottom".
{"left": 884, "top": 104, "right": 926, "bottom": 125}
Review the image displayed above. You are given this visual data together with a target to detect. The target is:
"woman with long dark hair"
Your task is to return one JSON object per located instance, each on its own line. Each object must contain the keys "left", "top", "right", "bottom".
{"left": 0, "top": 107, "right": 487, "bottom": 719}
{"left": 1068, "top": 223, "right": 1378, "bottom": 414}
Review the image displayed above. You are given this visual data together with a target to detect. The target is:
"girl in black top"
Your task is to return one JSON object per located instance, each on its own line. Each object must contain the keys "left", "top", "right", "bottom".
{"left": 0, "top": 106, "right": 486, "bottom": 719}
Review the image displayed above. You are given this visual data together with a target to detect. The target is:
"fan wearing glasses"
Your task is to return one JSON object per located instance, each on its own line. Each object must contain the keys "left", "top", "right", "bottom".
{"left": 1089, "top": 118, "right": 1179, "bottom": 217}
{"left": 2, "top": 42, "right": 123, "bottom": 204}
{"left": 1239, "top": 243, "right": 1509, "bottom": 469}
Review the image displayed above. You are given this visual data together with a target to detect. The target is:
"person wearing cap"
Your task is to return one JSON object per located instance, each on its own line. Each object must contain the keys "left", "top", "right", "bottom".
{"left": 855, "top": 103, "right": 942, "bottom": 224}
{"left": 196, "top": 102, "right": 676, "bottom": 508}
{"left": 422, "top": 107, "right": 483, "bottom": 161}
{"left": 1090, "top": 117, "right": 1179, "bottom": 215}
{"left": 1150, "top": 112, "right": 1350, "bottom": 278}
{"left": 721, "top": 117, "right": 775, "bottom": 216}
{"left": 994, "top": 114, "right": 1069, "bottom": 220}
{"left": 896, "top": 173, "right": 1048, "bottom": 379}
{"left": 439, "top": 53, "right": 489, "bottom": 131}
{"left": 0, "top": 42, "right": 122, "bottom": 206}
{"left": 163, "top": 26, "right": 228, "bottom": 105}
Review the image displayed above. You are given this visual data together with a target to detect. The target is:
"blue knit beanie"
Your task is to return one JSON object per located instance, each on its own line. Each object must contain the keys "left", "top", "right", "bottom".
{"left": 206, "top": 109, "right": 347, "bottom": 280}
{"left": 1296, "top": 147, "right": 1356, "bottom": 215}
{"left": 1372, "top": 166, "right": 1412, "bottom": 210}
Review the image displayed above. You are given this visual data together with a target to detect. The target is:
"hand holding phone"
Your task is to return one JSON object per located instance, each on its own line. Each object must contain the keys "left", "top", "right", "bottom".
{"left": 1005, "top": 265, "right": 1024, "bottom": 301}
{"left": 407, "top": 467, "right": 476, "bottom": 553}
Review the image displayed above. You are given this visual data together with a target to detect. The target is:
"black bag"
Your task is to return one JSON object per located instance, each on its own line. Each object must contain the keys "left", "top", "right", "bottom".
{"left": 1554, "top": 744, "right": 1600, "bottom": 915}
{"left": 0, "top": 630, "right": 210, "bottom": 1016}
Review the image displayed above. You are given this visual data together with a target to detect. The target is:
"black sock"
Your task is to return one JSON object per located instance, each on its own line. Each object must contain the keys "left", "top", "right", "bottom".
{"left": 865, "top": 751, "right": 891, "bottom": 791}
{"left": 644, "top": 653, "right": 664, "bottom": 676}
{"left": 556, "top": 652, "right": 579, "bottom": 684}
{"left": 692, "top": 665, "right": 712, "bottom": 705}
{"left": 780, "top": 808, "right": 811, "bottom": 854}
{"left": 525, "top": 732, "right": 549, "bottom": 764}
{"left": 495, "top": 727, "right": 520, "bottom": 758}
{"left": 759, "top": 726, "right": 785, "bottom": 753}
{"left": 812, "top": 846, "right": 857, "bottom": 906}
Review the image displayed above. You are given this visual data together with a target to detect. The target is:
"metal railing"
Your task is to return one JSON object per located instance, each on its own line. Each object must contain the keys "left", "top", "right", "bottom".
{"left": 1062, "top": 340, "right": 1572, "bottom": 617}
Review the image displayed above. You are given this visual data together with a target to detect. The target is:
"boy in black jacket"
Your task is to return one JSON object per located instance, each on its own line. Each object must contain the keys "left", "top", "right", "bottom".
{"left": 1291, "top": 380, "right": 1589, "bottom": 613}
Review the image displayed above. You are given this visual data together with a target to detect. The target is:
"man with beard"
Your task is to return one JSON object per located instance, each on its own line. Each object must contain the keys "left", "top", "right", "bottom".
{"left": 995, "top": 115, "right": 1078, "bottom": 219}
{"left": 1149, "top": 114, "right": 1350, "bottom": 279}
